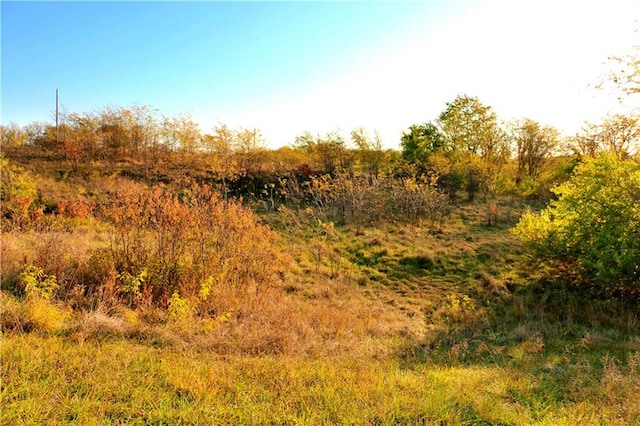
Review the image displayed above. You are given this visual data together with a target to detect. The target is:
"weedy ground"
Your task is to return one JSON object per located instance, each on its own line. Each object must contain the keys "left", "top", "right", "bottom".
{"left": 2, "top": 195, "right": 639, "bottom": 425}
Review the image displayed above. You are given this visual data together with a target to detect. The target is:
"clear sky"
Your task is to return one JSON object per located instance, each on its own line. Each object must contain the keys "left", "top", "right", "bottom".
{"left": 1, "top": 1, "right": 638, "bottom": 149}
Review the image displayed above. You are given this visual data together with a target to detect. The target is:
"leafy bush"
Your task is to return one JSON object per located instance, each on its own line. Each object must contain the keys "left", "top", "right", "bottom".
{"left": 6, "top": 266, "right": 71, "bottom": 334}
{"left": 0, "top": 157, "right": 39, "bottom": 228}
{"left": 512, "top": 154, "right": 640, "bottom": 294}
{"left": 19, "top": 265, "right": 58, "bottom": 300}
{"left": 167, "top": 292, "right": 192, "bottom": 328}
{"left": 101, "top": 182, "right": 288, "bottom": 308}
{"left": 56, "top": 198, "right": 96, "bottom": 218}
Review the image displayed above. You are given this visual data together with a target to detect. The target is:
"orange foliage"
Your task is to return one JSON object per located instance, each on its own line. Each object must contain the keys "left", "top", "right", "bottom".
{"left": 56, "top": 199, "right": 96, "bottom": 219}
{"left": 102, "top": 182, "right": 288, "bottom": 308}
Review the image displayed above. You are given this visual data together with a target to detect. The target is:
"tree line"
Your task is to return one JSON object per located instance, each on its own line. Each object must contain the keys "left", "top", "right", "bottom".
{"left": 2, "top": 93, "right": 639, "bottom": 206}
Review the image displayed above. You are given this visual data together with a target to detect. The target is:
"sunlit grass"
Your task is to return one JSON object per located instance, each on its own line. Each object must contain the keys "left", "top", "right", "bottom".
{"left": 2, "top": 195, "right": 639, "bottom": 424}
{"left": 3, "top": 334, "right": 638, "bottom": 424}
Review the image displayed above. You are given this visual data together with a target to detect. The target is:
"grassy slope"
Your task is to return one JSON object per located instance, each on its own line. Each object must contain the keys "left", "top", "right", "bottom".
{"left": 2, "top": 152, "right": 639, "bottom": 424}
{"left": 4, "top": 334, "right": 638, "bottom": 425}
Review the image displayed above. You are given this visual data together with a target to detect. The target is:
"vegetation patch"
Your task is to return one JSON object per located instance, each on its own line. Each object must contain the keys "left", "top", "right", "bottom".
{"left": 2, "top": 55, "right": 640, "bottom": 421}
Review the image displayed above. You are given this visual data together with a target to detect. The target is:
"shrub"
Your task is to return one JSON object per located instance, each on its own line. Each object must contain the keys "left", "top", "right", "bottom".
{"left": 167, "top": 292, "right": 192, "bottom": 327}
{"left": 18, "top": 265, "right": 58, "bottom": 300}
{"left": 437, "top": 294, "right": 484, "bottom": 328}
{"left": 101, "top": 182, "right": 288, "bottom": 307}
{"left": 0, "top": 157, "right": 39, "bottom": 228}
{"left": 282, "top": 172, "right": 448, "bottom": 228}
{"left": 8, "top": 266, "right": 70, "bottom": 334}
{"left": 117, "top": 269, "right": 147, "bottom": 306}
{"left": 512, "top": 154, "right": 640, "bottom": 295}
{"left": 56, "top": 198, "right": 95, "bottom": 219}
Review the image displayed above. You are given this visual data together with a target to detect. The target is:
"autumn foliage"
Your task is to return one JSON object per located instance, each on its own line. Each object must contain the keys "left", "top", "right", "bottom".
{"left": 280, "top": 172, "right": 448, "bottom": 228}
{"left": 101, "top": 182, "right": 288, "bottom": 308}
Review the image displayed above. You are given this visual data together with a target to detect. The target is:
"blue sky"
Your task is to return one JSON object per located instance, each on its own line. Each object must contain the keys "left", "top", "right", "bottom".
{"left": 2, "top": 1, "right": 638, "bottom": 148}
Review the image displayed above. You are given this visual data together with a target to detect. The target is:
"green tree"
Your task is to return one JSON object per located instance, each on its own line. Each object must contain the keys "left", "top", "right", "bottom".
{"left": 24, "top": 121, "right": 57, "bottom": 148}
{"left": 319, "top": 130, "right": 351, "bottom": 175}
{"left": 437, "top": 95, "right": 509, "bottom": 199}
{"left": 570, "top": 121, "right": 602, "bottom": 158}
{"left": 59, "top": 105, "right": 163, "bottom": 161}
{"left": 207, "top": 124, "right": 239, "bottom": 199}
{"left": 400, "top": 122, "right": 448, "bottom": 166}
{"left": 98, "top": 106, "right": 137, "bottom": 159}
{"left": 438, "top": 95, "right": 507, "bottom": 160}
{"left": 63, "top": 112, "right": 100, "bottom": 158}
{"left": 293, "top": 131, "right": 316, "bottom": 155}
{"left": 162, "top": 113, "right": 201, "bottom": 153}
{"left": 512, "top": 154, "right": 640, "bottom": 293}
{"left": 126, "top": 105, "right": 161, "bottom": 157}
{"left": 235, "top": 128, "right": 267, "bottom": 176}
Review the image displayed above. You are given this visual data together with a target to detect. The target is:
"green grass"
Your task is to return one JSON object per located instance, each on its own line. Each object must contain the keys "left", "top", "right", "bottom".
{"left": 2, "top": 195, "right": 640, "bottom": 424}
{"left": 3, "top": 334, "right": 639, "bottom": 425}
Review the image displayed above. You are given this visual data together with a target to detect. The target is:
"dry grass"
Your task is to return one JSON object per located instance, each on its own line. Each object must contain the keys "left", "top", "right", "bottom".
{"left": 2, "top": 191, "right": 639, "bottom": 424}
{"left": 3, "top": 333, "right": 639, "bottom": 424}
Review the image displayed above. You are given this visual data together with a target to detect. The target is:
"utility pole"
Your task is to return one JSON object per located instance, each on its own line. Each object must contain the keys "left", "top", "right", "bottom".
{"left": 56, "top": 89, "right": 59, "bottom": 144}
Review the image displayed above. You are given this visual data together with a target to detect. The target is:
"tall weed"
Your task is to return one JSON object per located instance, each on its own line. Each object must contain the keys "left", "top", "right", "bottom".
{"left": 101, "top": 182, "right": 288, "bottom": 309}
{"left": 280, "top": 172, "right": 449, "bottom": 228}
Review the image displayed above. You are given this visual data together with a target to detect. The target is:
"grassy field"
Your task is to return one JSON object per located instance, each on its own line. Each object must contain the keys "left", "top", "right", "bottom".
{"left": 4, "top": 334, "right": 637, "bottom": 425}
{"left": 2, "top": 190, "right": 640, "bottom": 424}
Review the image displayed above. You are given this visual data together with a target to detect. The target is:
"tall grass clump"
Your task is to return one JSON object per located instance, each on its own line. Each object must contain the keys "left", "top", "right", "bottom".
{"left": 280, "top": 172, "right": 449, "bottom": 229}
{"left": 100, "top": 182, "right": 289, "bottom": 311}
{"left": 0, "top": 266, "right": 71, "bottom": 334}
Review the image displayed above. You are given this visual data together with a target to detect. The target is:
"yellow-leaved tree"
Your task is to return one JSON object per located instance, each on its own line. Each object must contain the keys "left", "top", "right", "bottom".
{"left": 512, "top": 154, "right": 640, "bottom": 295}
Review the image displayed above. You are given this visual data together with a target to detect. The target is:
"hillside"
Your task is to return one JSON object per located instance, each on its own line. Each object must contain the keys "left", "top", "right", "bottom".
{"left": 1, "top": 145, "right": 639, "bottom": 424}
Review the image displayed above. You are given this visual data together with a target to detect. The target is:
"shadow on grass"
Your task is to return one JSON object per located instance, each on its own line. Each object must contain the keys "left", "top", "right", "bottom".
{"left": 398, "top": 278, "right": 640, "bottom": 417}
